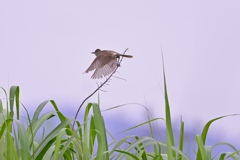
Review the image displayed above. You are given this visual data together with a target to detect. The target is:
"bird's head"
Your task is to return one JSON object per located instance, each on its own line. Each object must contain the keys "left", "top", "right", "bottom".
{"left": 92, "top": 49, "right": 101, "bottom": 56}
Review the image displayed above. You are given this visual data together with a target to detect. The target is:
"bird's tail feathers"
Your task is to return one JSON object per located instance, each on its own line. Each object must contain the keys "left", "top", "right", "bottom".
{"left": 119, "top": 54, "right": 133, "bottom": 58}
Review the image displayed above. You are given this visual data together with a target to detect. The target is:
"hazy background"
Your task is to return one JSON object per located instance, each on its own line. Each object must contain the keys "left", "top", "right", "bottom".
{"left": 1, "top": 0, "right": 240, "bottom": 157}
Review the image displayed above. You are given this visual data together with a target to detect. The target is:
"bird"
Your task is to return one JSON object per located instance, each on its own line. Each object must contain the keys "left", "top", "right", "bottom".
{"left": 85, "top": 49, "right": 133, "bottom": 79}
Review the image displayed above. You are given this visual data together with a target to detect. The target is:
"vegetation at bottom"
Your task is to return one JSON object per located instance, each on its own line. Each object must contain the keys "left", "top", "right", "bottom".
{"left": 0, "top": 72, "right": 240, "bottom": 160}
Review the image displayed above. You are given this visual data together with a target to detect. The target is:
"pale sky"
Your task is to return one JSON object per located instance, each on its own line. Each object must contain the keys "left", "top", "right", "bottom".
{"left": 1, "top": 0, "right": 240, "bottom": 153}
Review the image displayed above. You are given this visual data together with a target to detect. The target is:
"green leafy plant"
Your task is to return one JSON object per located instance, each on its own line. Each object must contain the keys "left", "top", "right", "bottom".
{"left": 0, "top": 61, "right": 239, "bottom": 159}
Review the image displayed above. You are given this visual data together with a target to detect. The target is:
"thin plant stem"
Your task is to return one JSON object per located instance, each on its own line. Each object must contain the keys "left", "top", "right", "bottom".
{"left": 72, "top": 48, "right": 129, "bottom": 129}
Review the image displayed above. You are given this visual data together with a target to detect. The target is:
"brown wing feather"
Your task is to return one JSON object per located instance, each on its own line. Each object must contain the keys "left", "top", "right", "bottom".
{"left": 85, "top": 55, "right": 113, "bottom": 73}
{"left": 91, "top": 59, "right": 118, "bottom": 79}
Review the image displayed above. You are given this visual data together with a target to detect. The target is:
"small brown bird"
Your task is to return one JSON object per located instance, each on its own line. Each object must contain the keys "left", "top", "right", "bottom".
{"left": 85, "top": 49, "right": 133, "bottom": 79}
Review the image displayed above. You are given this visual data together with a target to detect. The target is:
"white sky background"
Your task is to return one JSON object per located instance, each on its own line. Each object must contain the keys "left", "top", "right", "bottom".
{"left": 1, "top": 0, "right": 240, "bottom": 148}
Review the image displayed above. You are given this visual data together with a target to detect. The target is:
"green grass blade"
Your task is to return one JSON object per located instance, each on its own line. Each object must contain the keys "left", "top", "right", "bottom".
{"left": 92, "top": 103, "right": 109, "bottom": 160}
{"left": 33, "top": 118, "right": 73, "bottom": 159}
{"left": 89, "top": 116, "right": 96, "bottom": 155}
{"left": 162, "top": 54, "right": 175, "bottom": 159}
{"left": 0, "top": 87, "right": 9, "bottom": 111}
{"left": 196, "top": 135, "right": 207, "bottom": 160}
{"left": 0, "top": 119, "right": 13, "bottom": 139}
{"left": 178, "top": 118, "right": 184, "bottom": 160}
{"left": 29, "top": 111, "right": 56, "bottom": 143}
{"left": 53, "top": 128, "right": 66, "bottom": 160}
{"left": 0, "top": 100, "right": 3, "bottom": 113}
{"left": 219, "top": 153, "right": 226, "bottom": 160}
{"left": 9, "top": 86, "right": 20, "bottom": 120}
{"left": 32, "top": 100, "right": 51, "bottom": 124}
{"left": 226, "top": 151, "right": 240, "bottom": 159}
{"left": 117, "top": 118, "right": 163, "bottom": 134}
{"left": 83, "top": 103, "right": 93, "bottom": 160}
{"left": 32, "top": 100, "right": 67, "bottom": 123}
{"left": 57, "top": 128, "right": 83, "bottom": 159}
{"left": 7, "top": 130, "right": 19, "bottom": 160}
{"left": 49, "top": 100, "right": 67, "bottom": 122}
{"left": 196, "top": 114, "right": 239, "bottom": 159}
{"left": 15, "top": 120, "right": 31, "bottom": 159}
{"left": 114, "top": 150, "right": 139, "bottom": 160}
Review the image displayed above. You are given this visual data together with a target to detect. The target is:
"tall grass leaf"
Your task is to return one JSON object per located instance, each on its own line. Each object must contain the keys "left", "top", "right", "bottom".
{"left": 109, "top": 135, "right": 137, "bottom": 156}
{"left": 196, "top": 135, "right": 208, "bottom": 160}
{"left": 49, "top": 100, "right": 72, "bottom": 135}
{"left": 153, "top": 154, "right": 164, "bottom": 160}
{"left": 219, "top": 153, "right": 226, "bottom": 160}
{"left": 92, "top": 103, "right": 109, "bottom": 160}
{"left": 0, "top": 87, "right": 8, "bottom": 111}
{"left": 205, "top": 146, "right": 212, "bottom": 159}
{"left": 114, "top": 137, "right": 148, "bottom": 160}
{"left": 9, "top": 86, "right": 20, "bottom": 120}
{"left": 89, "top": 116, "right": 96, "bottom": 155}
{"left": 117, "top": 118, "right": 163, "bottom": 134}
{"left": 178, "top": 118, "right": 184, "bottom": 160}
{"left": 32, "top": 100, "right": 51, "bottom": 124}
{"left": 134, "top": 136, "right": 147, "bottom": 160}
{"left": 49, "top": 100, "right": 67, "bottom": 122}
{"left": 114, "top": 150, "right": 139, "bottom": 160}
{"left": 76, "top": 121, "right": 83, "bottom": 142}
{"left": 83, "top": 103, "right": 93, "bottom": 160}
{"left": 29, "top": 111, "right": 56, "bottom": 143}
{"left": 7, "top": 130, "right": 19, "bottom": 160}
{"left": 196, "top": 114, "right": 239, "bottom": 160}
{"left": 59, "top": 129, "right": 83, "bottom": 159}
{"left": 213, "top": 142, "right": 239, "bottom": 155}
{"left": 162, "top": 54, "right": 175, "bottom": 159}
{"left": 15, "top": 120, "right": 31, "bottom": 160}
{"left": 0, "top": 100, "right": 2, "bottom": 113}
{"left": 53, "top": 128, "right": 66, "bottom": 160}
{"left": 33, "top": 118, "right": 73, "bottom": 159}
{"left": 0, "top": 119, "right": 13, "bottom": 139}
{"left": 59, "top": 137, "right": 76, "bottom": 159}
{"left": 32, "top": 100, "right": 72, "bottom": 136}
{"left": 115, "top": 136, "right": 190, "bottom": 160}
{"left": 160, "top": 154, "right": 168, "bottom": 160}
{"left": 32, "top": 100, "right": 66, "bottom": 123}
{"left": 145, "top": 111, "right": 161, "bottom": 155}
{"left": 226, "top": 151, "right": 240, "bottom": 159}
{"left": 21, "top": 103, "right": 35, "bottom": 152}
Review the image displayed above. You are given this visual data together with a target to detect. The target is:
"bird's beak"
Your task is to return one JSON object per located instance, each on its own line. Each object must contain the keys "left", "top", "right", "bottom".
{"left": 91, "top": 52, "right": 95, "bottom": 54}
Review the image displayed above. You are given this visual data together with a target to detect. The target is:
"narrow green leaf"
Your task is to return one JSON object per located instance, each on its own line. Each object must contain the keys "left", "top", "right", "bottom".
{"left": 15, "top": 120, "right": 31, "bottom": 160}
{"left": 0, "top": 100, "right": 3, "bottom": 113}
{"left": 89, "top": 116, "right": 96, "bottom": 155}
{"left": 196, "top": 135, "right": 207, "bottom": 160}
{"left": 92, "top": 103, "right": 109, "bottom": 160}
{"left": 83, "top": 103, "right": 93, "bottom": 160}
{"left": 114, "top": 150, "right": 139, "bottom": 160}
{"left": 178, "top": 118, "right": 184, "bottom": 160}
{"left": 7, "top": 131, "right": 19, "bottom": 160}
{"left": 32, "top": 100, "right": 50, "bottom": 124}
{"left": 9, "top": 86, "right": 20, "bottom": 120}
{"left": 29, "top": 111, "right": 56, "bottom": 143}
{"left": 219, "top": 153, "right": 226, "bottom": 160}
{"left": 33, "top": 118, "right": 73, "bottom": 159}
{"left": 196, "top": 114, "right": 239, "bottom": 159}
{"left": 53, "top": 128, "right": 66, "bottom": 160}
{"left": 162, "top": 53, "right": 175, "bottom": 159}
{"left": 117, "top": 118, "right": 163, "bottom": 135}
{"left": 0, "top": 119, "right": 13, "bottom": 139}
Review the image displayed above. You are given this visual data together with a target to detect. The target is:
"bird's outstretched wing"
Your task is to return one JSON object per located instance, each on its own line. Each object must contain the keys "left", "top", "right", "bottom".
{"left": 85, "top": 54, "right": 114, "bottom": 73}
{"left": 91, "top": 59, "right": 118, "bottom": 79}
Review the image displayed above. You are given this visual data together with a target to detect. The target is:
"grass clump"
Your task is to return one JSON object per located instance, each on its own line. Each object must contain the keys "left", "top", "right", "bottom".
{"left": 0, "top": 69, "right": 239, "bottom": 159}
